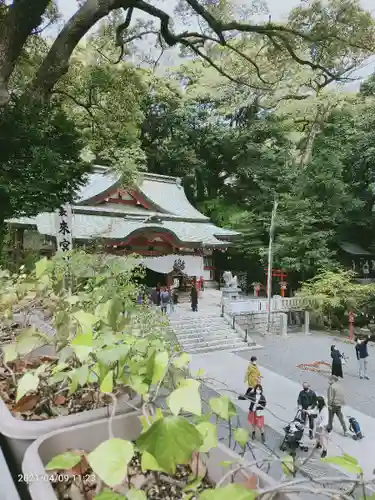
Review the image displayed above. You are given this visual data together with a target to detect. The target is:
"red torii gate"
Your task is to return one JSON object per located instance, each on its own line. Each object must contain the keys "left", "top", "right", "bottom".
{"left": 264, "top": 268, "right": 288, "bottom": 297}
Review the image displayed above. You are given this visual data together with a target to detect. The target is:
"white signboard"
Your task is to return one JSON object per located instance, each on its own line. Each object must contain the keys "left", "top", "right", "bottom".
{"left": 55, "top": 204, "right": 73, "bottom": 253}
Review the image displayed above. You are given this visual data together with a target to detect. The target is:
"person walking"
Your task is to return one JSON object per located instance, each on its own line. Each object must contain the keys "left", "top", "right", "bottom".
{"left": 297, "top": 382, "right": 317, "bottom": 440}
{"left": 160, "top": 287, "right": 170, "bottom": 315}
{"left": 191, "top": 283, "right": 198, "bottom": 312}
{"left": 245, "top": 356, "right": 261, "bottom": 391}
{"left": 247, "top": 384, "right": 266, "bottom": 443}
{"left": 170, "top": 288, "right": 178, "bottom": 314}
{"left": 327, "top": 375, "right": 347, "bottom": 436}
{"left": 315, "top": 396, "right": 329, "bottom": 458}
{"left": 356, "top": 334, "right": 370, "bottom": 380}
{"left": 331, "top": 344, "right": 344, "bottom": 378}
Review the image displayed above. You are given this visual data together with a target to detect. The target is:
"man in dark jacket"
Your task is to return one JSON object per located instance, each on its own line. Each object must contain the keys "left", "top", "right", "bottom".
{"left": 297, "top": 382, "right": 317, "bottom": 439}
{"left": 356, "top": 333, "right": 370, "bottom": 380}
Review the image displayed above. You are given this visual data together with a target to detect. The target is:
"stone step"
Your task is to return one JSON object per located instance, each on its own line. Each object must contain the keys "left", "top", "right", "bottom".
{"left": 177, "top": 330, "right": 235, "bottom": 340}
{"left": 180, "top": 336, "right": 246, "bottom": 349}
{"left": 170, "top": 318, "right": 226, "bottom": 327}
{"left": 183, "top": 343, "right": 252, "bottom": 354}
{"left": 174, "top": 325, "right": 232, "bottom": 333}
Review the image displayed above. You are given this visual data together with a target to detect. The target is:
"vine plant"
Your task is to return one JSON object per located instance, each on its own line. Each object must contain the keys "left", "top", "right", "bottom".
{"left": 0, "top": 254, "right": 373, "bottom": 499}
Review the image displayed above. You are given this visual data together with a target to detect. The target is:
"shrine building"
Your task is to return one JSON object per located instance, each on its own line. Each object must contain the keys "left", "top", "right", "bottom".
{"left": 7, "top": 167, "right": 239, "bottom": 286}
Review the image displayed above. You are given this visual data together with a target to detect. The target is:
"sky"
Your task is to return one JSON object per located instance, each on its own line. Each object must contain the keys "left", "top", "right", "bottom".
{"left": 56, "top": 0, "right": 375, "bottom": 84}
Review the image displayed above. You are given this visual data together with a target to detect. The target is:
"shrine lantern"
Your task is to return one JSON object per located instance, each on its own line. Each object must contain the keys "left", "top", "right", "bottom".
{"left": 252, "top": 282, "right": 261, "bottom": 297}
{"left": 279, "top": 280, "right": 288, "bottom": 297}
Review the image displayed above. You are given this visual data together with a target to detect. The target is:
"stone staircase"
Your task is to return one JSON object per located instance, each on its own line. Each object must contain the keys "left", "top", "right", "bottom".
{"left": 169, "top": 313, "right": 253, "bottom": 354}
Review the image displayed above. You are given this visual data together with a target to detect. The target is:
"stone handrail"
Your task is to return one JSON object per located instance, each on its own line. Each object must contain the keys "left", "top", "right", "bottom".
{"left": 223, "top": 296, "right": 313, "bottom": 315}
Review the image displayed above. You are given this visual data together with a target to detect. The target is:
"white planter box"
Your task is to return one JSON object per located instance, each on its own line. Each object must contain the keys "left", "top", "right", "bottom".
{"left": 22, "top": 411, "right": 296, "bottom": 500}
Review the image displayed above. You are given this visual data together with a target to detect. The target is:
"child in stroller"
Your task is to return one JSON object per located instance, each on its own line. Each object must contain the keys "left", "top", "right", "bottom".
{"left": 280, "top": 409, "right": 309, "bottom": 455}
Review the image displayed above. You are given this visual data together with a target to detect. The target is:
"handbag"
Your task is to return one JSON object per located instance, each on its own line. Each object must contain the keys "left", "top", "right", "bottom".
{"left": 256, "top": 409, "right": 264, "bottom": 417}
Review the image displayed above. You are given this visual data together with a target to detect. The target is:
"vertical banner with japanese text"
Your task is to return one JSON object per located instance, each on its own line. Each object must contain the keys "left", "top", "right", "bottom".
{"left": 55, "top": 204, "right": 73, "bottom": 253}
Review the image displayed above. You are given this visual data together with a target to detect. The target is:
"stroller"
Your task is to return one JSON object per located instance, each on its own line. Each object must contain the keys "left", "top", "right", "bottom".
{"left": 280, "top": 409, "right": 309, "bottom": 455}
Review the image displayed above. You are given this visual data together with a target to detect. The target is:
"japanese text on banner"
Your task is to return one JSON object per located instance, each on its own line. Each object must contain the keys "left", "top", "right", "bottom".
{"left": 55, "top": 204, "right": 73, "bottom": 252}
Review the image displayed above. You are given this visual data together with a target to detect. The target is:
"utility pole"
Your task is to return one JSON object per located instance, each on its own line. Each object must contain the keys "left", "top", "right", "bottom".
{"left": 266, "top": 198, "right": 278, "bottom": 333}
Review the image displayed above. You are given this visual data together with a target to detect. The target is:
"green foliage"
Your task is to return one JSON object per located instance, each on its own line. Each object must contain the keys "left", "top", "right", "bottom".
{"left": 45, "top": 452, "right": 81, "bottom": 471}
{"left": 200, "top": 484, "right": 257, "bottom": 500}
{"left": 298, "top": 269, "right": 375, "bottom": 328}
{"left": 136, "top": 416, "right": 203, "bottom": 475}
{"left": 209, "top": 395, "right": 237, "bottom": 420}
{"left": 0, "top": 99, "right": 89, "bottom": 221}
{"left": 87, "top": 439, "right": 134, "bottom": 487}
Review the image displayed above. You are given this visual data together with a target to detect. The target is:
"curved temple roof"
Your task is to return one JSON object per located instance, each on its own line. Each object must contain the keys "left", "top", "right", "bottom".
{"left": 7, "top": 167, "right": 239, "bottom": 247}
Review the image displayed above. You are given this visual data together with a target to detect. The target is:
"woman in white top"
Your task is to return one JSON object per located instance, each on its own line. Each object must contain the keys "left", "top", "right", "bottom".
{"left": 315, "top": 396, "right": 329, "bottom": 458}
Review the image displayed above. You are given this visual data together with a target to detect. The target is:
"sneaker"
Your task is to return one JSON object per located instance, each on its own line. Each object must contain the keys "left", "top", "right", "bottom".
{"left": 344, "top": 431, "right": 348, "bottom": 437}
{"left": 261, "top": 433, "right": 265, "bottom": 444}
{"left": 365, "top": 376, "right": 370, "bottom": 380}
{"left": 321, "top": 450, "right": 327, "bottom": 459}
{"left": 251, "top": 431, "right": 256, "bottom": 440}
{"left": 309, "top": 430, "right": 314, "bottom": 440}
{"left": 360, "top": 376, "right": 363, "bottom": 379}
{"left": 315, "top": 443, "right": 322, "bottom": 449}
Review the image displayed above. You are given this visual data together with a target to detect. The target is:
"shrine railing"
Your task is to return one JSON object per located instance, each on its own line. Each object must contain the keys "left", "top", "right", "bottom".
{"left": 223, "top": 296, "right": 314, "bottom": 315}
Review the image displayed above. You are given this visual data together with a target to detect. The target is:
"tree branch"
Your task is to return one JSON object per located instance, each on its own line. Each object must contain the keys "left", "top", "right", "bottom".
{"left": 0, "top": 0, "right": 51, "bottom": 105}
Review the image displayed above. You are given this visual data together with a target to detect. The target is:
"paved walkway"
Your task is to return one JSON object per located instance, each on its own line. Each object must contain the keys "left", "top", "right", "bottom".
{"left": 191, "top": 350, "right": 375, "bottom": 481}
{"left": 240, "top": 332, "right": 375, "bottom": 417}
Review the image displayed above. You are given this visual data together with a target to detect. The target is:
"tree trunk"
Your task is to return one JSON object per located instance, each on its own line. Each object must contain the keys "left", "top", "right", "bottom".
{"left": 0, "top": 0, "right": 51, "bottom": 105}
{"left": 29, "top": 0, "right": 133, "bottom": 101}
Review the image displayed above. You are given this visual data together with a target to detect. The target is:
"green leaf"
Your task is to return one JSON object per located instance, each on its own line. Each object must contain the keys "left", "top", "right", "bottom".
{"left": 127, "top": 490, "right": 147, "bottom": 500}
{"left": 151, "top": 351, "right": 169, "bottom": 385}
{"left": 196, "top": 422, "right": 218, "bottom": 453}
{"left": 70, "top": 364, "right": 90, "bottom": 387}
{"left": 71, "top": 332, "right": 93, "bottom": 362}
{"left": 136, "top": 416, "right": 203, "bottom": 475}
{"left": 87, "top": 439, "right": 134, "bottom": 488}
{"left": 16, "top": 373, "right": 39, "bottom": 402}
{"left": 322, "top": 455, "right": 363, "bottom": 474}
{"left": 141, "top": 451, "right": 164, "bottom": 472}
{"left": 45, "top": 452, "right": 81, "bottom": 471}
{"left": 96, "top": 345, "right": 129, "bottom": 365}
{"left": 100, "top": 371, "right": 113, "bottom": 393}
{"left": 73, "top": 310, "right": 98, "bottom": 330}
{"left": 234, "top": 428, "right": 249, "bottom": 448}
{"left": 281, "top": 456, "right": 295, "bottom": 476}
{"left": 200, "top": 484, "right": 257, "bottom": 500}
{"left": 209, "top": 396, "right": 236, "bottom": 420}
{"left": 167, "top": 379, "right": 202, "bottom": 416}
{"left": 172, "top": 353, "right": 191, "bottom": 369}
{"left": 94, "top": 489, "right": 124, "bottom": 500}
{"left": 17, "top": 328, "right": 48, "bottom": 356}
{"left": 129, "top": 375, "right": 149, "bottom": 396}
{"left": 139, "top": 408, "right": 163, "bottom": 431}
{"left": 65, "top": 295, "right": 80, "bottom": 305}
{"left": 35, "top": 257, "right": 48, "bottom": 278}
{"left": 2, "top": 343, "right": 17, "bottom": 363}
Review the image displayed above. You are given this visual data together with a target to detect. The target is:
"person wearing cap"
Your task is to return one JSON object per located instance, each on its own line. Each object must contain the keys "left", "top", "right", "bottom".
{"left": 327, "top": 375, "right": 347, "bottom": 436}
{"left": 245, "top": 356, "right": 261, "bottom": 391}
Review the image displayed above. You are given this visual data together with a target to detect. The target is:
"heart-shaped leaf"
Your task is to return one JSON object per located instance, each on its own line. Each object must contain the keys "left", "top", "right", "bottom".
{"left": 136, "top": 416, "right": 202, "bottom": 475}
{"left": 167, "top": 379, "right": 202, "bottom": 416}
{"left": 196, "top": 422, "right": 218, "bottom": 453}
{"left": 16, "top": 373, "right": 39, "bottom": 402}
{"left": 209, "top": 396, "right": 236, "bottom": 420}
{"left": 151, "top": 351, "right": 169, "bottom": 385}
{"left": 45, "top": 452, "right": 82, "bottom": 471}
{"left": 200, "top": 484, "right": 257, "bottom": 500}
{"left": 87, "top": 439, "right": 134, "bottom": 487}
{"left": 2, "top": 343, "right": 17, "bottom": 363}
{"left": 234, "top": 428, "right": 249, "bottom": 448}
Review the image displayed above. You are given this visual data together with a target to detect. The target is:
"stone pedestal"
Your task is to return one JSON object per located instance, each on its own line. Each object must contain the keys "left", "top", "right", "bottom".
{"left": 304, "top": 310, "right": 310, "bottom": 335}
{"left": 221, "top": 287, "right": 241, "bottom": 301}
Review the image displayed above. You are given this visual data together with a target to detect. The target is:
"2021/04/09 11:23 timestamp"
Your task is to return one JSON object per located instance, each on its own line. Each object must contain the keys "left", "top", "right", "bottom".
{"left": 18, "top": 473, "right": 96, "bottom": 483}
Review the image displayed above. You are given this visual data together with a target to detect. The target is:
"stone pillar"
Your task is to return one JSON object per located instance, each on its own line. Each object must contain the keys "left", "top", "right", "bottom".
{"left": 280, "top": 312, "right": 288, "bottom": 337}
{"left": 304, "top": 310, "right": 310, "bottom": 335}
